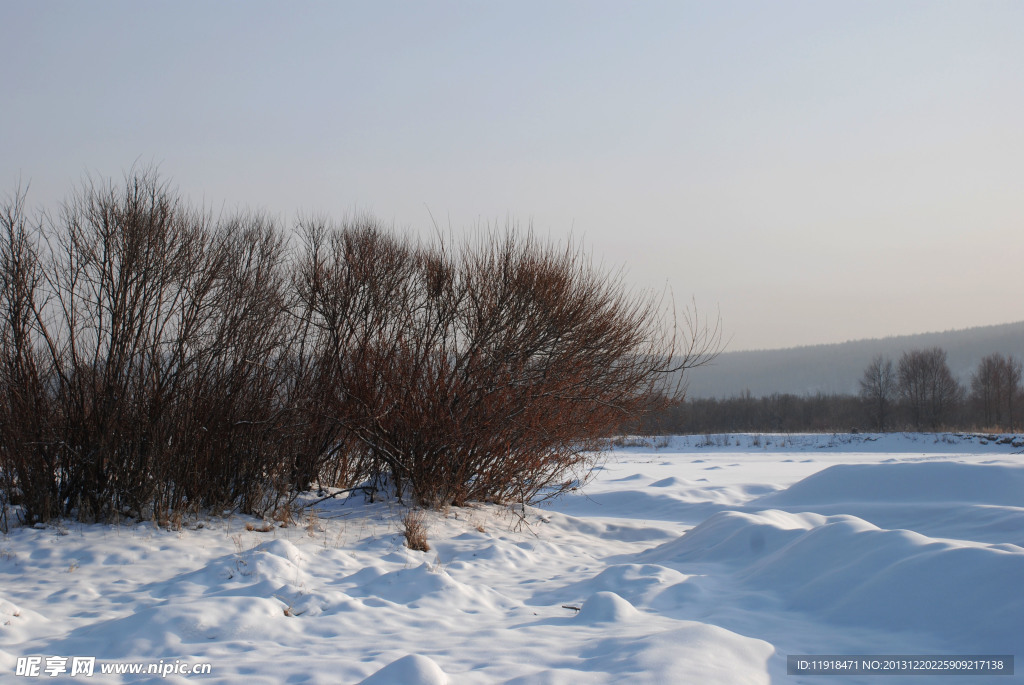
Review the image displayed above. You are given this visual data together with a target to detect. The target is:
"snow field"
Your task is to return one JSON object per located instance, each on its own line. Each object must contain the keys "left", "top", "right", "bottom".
{"left": 1, "top": 432, "right": 1021, "bottom": 683}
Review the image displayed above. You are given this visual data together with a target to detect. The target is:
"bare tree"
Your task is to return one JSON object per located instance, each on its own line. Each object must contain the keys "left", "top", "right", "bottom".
{"left": 859, "top": 355, "right": 896, "bottom": 431}
{"left": 897, "top": 347, "right": 963, "bottom": 430}
{"left": 970, "top": 353, "right": 1023, "bottom": 430}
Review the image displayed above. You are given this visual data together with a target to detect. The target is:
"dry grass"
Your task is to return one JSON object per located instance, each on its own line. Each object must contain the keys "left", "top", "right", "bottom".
{"left": 304, "top": 510, "right": 321, "bottom": 537}
{"left": 402, "top": 510, "right": 430, "bottom": 552}
{"left": 272, "top": 506, "right": 295, "bottom": 528}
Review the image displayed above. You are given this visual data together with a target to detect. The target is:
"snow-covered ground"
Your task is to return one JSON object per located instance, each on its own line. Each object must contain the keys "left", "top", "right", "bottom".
{"left": 2, "top": 433, "right": 1022, "bottom": 683}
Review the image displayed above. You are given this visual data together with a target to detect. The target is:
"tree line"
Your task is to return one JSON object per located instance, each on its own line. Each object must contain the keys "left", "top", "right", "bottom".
{"left": 0, "top": 170, "right": 717, "bottom": 526}
{"left": 636, "top": 347, "right": 1023, "bottom": 435}
{"left": 859, "top": 348, "right": 1020, "bottom": 431}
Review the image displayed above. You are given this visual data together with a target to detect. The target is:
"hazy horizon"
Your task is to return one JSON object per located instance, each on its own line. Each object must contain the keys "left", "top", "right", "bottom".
{"left": 4, "top": 2, "right": 1023, "bottom": 351}
{"left": 684, "top": 319, "right": 1024, "bottom": 398}
{"left": 723, "top": 318, "right": 1024, "bottom": 354}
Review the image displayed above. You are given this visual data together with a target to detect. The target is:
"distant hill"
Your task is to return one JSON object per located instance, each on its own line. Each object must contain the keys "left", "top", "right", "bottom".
{"left": 682, "top": 321, "right": 1024, "bottom": 399}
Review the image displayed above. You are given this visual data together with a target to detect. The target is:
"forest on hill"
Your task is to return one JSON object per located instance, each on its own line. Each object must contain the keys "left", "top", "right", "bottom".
{"left": 640, "top": 336, "right": 1024, "bottom": 435}
{"left": 682, "top": 321, "right": 1024, "bottom": 398}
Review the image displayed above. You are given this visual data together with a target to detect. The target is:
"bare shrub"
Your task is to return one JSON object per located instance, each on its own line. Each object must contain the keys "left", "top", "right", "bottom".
{"left": 402, "top": 509, "right": 430, "bottom": 552}
{"left": 296, "top": 220, "right": 718, "bottom": 507}
{"left": 0, "top": 185, "right": 54, "bottom": 522}
{"left": 0, "top": 171, "right": 331, "bottom": 523}
{"left": 2, "top": 171, "right": 717, "bottom": 523}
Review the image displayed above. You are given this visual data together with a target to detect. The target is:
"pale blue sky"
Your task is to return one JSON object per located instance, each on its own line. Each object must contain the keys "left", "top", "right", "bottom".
{"left": 3, "top": 1, "right": 1022, "bottom": 350}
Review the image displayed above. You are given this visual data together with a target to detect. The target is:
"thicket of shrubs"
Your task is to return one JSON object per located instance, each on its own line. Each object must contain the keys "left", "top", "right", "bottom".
{"left": 0, "top": 170, "right": 715, "bottom": 526}
{"left": 634, "top": 392, "right": 863, "bottom": 435}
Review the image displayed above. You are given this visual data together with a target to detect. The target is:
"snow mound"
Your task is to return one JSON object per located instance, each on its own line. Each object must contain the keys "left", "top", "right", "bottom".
{"left": 0, "top": 594, "right": 50, "bottom": 643}
{"left": 576, "top": 591, "right": 639, "bottom": 623}
{"left": 747, "top": 462, "right": 1024, "bottom": 545}
{"left": 756, "top": 462, "right": 1024, "bottom": 507}
{"left": 531, "top": 563, "right": 689, "bottom": 609}
{"left": 570, "top": 622, "right": 773, "bottom": 685}
{"left": 150, "top": 537, "right": 311, "bottom": 602}
{"left": 352, "top": 563, "right": 460, "bottom": 605}
{"left": 643, "top": 510, "right": 832, "bottom": 564}
{"left": 360, "top": 654, "right": 448, "bottom": 685}
{"left": 650, "top": 509, "right": 1024, "bottom": 652}
{"left": 0, "top": 596, "right": 19, "bottom": 619}
{"left": 53, "top": 596, "right": 286, "bottom": 659}
{"left": 460, "top": 540, "right": 535, "bottom": 568}
{"left": 238, "top": 538, "right": 306, "bottom": 583}
{"left": 350, "top": 562, "right": 507, "bottom": 614}
{"left": 254, "top": 538, "right": 305, "bottom": 565}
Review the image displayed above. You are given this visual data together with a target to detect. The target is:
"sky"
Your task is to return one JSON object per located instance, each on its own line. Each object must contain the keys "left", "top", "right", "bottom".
{"left": 2, "top": 1, "right": 1022, "bottom": 352}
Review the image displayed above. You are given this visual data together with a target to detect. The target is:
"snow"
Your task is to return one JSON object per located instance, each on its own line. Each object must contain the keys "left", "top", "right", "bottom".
{"left": 359, "top": 655, "right": 449, "bottom": 685}
{"left": 1, "top": 432, "right": 1021, "bottom": 683}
